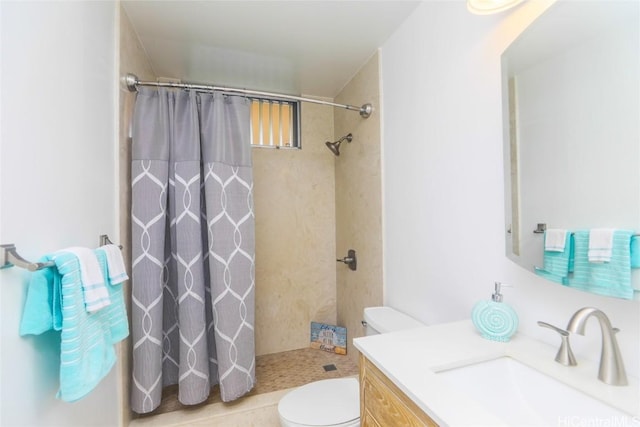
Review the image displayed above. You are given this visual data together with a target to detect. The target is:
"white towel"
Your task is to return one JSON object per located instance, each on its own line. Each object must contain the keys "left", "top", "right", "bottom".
{"left": 96, "top": 244, "right": 128, "bottom": 285}
{"left": 588, "top": 229, "right": 615, "bottom": 263}
{"left": 545, "top": 229, "right": 568, "bottom": 252}
{"left": 60, "top": 247, "right": 111, "bottom": 313}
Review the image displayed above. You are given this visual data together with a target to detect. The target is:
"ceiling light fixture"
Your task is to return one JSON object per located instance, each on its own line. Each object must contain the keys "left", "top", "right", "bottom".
{"left": 467, "top": 0, "right": 525, "bottom": 15}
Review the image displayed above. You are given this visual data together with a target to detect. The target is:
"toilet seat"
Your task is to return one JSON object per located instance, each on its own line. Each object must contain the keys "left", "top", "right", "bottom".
{"left": 278, "top": 378, "right": 360, "bottom": 427}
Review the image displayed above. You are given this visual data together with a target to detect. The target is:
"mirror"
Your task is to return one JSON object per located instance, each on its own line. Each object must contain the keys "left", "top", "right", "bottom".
{"left": 502, "top": 1, "right": 639, "bottom": 297}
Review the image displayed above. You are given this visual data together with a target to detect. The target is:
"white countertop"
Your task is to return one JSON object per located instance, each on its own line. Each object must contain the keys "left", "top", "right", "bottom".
{"left": 353, "top": 320, "right": 640, "bottom": 426}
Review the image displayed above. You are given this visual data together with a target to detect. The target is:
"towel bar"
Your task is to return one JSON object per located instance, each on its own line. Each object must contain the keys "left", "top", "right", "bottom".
{"left": 533, "top": 225, "right": 639, "bottom": 237}
{"left": 0, "top": 244, "right": 56, "bottom": 271}
{"left": 1, "top": 234, "right": 122, "bottom": 271}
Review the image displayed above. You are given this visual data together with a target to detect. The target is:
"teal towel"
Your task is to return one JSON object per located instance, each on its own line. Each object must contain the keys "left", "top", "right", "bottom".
{"left": 19, "top": 256, "right": 62, "bottom": 335}
{"left": 20, "top": 251, "right": 129, "bottom": 401}
{"left": 631, "top": 235, "right": 640, "bottom": 268}
{"left": 535, "top": 232, "right": 574, "bottom": 285}
{"left": 535, "top": 266, "right": 569, "bottom": 285}
{"left": 570, "top": 230, "right": 634, "bottom": 299}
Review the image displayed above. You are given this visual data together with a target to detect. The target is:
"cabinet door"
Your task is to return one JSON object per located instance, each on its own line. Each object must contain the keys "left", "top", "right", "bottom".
{"left": 362, "top": 411, "right": 383, "bottom": 427}
{"left": 360, "top": 355, "right": 439, "bottom": 427}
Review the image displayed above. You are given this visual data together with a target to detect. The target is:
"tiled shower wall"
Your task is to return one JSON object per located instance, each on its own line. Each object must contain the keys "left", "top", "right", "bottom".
{"left": 253, "top": 102, "right": 337, "bottom": 355}
{"left": 335, "top": 52, "right": 384, "bottom": 363}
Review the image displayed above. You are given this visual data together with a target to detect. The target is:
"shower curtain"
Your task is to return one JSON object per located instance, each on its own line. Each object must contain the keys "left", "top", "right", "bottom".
{"left": 130, "top": 88, "right": 255, "bottom": 414}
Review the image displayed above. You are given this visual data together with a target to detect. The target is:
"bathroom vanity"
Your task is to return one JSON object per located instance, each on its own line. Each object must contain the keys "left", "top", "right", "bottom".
{"left": 359, "top": 354, "right": 437, "bottom": 426}
{"left": 354, "top": 321, "right": 640, "bottom": 426}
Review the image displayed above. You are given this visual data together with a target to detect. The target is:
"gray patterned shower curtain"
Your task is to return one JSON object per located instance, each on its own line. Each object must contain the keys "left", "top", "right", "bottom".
{"left": 130, "top": 88, "right": 255, "bottom": 414}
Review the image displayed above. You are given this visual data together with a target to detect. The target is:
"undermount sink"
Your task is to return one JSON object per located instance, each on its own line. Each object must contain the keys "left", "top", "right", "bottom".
{"left": 437, "top": 357, "right": 635, "bottom": 426}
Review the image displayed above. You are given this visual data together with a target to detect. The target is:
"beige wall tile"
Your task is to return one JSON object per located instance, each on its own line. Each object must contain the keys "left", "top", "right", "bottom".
{"left": 334, "top": 52, "right": 383, "bottom": 362}
{"left": 253, "top": 102, "right": 337, "bottom": 355}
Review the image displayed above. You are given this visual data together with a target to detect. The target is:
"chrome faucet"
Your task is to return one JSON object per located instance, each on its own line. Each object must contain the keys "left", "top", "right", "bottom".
{"left": 538, "top": 321, "right": 577, "bottom": 366}
{"left": 566, "top": 307, "right": 628, "bottom": 386}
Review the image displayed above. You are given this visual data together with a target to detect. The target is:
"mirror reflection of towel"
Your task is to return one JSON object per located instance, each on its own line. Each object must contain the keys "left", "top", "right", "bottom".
{"left": 544, "top": 229, "right": 568, "bottom": 252}
{"left": 588, "top": 228, "right": 615, "bottom": 263}
{"left": 630, "top": 235, "right": 640, "bottom": 268}
{"left": 571, "top": 230, "right": 634, "bottom": 299}
{"left": 535, "top": 232, "right": 574, "bottom": 285}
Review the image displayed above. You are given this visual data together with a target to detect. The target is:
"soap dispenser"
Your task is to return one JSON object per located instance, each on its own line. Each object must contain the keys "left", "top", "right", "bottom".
{"left": 471, "top": 282, "right": 519, "bottom": 342}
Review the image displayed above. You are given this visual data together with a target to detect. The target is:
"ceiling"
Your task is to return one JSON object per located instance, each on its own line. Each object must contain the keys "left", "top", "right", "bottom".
{"left": 122, "top": 1, "right": 421, "bottom": 98}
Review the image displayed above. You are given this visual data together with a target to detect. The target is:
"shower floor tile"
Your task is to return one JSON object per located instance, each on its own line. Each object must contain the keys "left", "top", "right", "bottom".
{"left": 136, "top": 347, "right": 359, "bottom": 417}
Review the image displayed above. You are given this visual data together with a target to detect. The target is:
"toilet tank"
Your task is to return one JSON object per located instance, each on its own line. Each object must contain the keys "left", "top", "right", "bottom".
{"left": 363, "top": 306, "right": 424, "bottom": 336}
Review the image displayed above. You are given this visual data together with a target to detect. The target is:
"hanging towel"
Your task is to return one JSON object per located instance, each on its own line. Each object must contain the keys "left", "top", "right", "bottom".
{"left": 20, "top": 251, "right": 129, "bottom": 401}
{"left": 535, "top": 266, "right": 569, "bottom": 285}
{"left": 545, "top": 229, "right": 568, "bottom": 252}
{"left": 94, "top": 249, "right": 129, "bottom": 342}
{"left": 19, "top": 256, "right": 62, "bottom": 335}
{"left": 631, "top": 236, "right": 640, "bottom": 291}
{"left": 631, "top": 235, "right": 640, "bottom": 268}
{"left": 61, "top": 247, "right": 111, "bottom": 312}
{"left": 588, "top": 229, "right": 615, "bottom": 263}
{"left": 535, "top": 232, "right": 574, "bottom": 285}
{"left": 96, "top": 244, "right": 128, "bottom": 285}
{"left": 570, "top": 230, "right": 634, "bottom": 299}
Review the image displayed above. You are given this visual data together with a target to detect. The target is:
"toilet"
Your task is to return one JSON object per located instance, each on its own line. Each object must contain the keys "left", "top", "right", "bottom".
{"left": 277, "top": 307, "right": 425, "bottom": 427}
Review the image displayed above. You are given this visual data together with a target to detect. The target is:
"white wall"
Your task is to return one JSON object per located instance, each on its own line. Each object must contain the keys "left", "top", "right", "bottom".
{"left": 381, "top": 0, "right": 640, "bottom": 379}
{"left": 0, "top": 2, "right": 121, "bottom": 426}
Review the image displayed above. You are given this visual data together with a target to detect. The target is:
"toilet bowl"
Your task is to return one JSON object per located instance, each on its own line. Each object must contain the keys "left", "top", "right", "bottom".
{"left": 278, "top": 378, "right": 360, "bottom": 427}
{"left": 277, "top": 307, "right": 424, "bottom": 427}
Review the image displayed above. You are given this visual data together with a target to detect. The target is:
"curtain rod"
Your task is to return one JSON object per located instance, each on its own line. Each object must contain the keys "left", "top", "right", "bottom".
{"left": 123, "top": 73, "right": 372, "bottom": 119}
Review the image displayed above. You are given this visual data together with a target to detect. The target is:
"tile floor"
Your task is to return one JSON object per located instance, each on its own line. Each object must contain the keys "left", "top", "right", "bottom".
{"left": 134, "top": 347, "right": 359, "bottom": 418}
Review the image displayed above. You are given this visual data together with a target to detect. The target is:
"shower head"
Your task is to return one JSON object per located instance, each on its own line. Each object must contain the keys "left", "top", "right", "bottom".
{"left": 325, "top": 133, "right": 353, "bottom": 156}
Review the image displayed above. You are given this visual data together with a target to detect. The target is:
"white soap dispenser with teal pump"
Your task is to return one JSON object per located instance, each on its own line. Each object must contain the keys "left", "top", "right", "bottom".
{"left": 471, "top": 282, "right": 518, "bottom": 342}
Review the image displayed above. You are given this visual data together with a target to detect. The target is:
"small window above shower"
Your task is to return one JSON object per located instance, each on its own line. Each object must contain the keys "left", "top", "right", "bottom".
{"left": 250, "top": 98, "right": 301, "bottom": 149}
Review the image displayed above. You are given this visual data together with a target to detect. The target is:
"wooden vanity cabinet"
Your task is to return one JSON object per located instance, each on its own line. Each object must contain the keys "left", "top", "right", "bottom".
{"left": 359, "top": 354, "right": 439, "bottom": 427}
